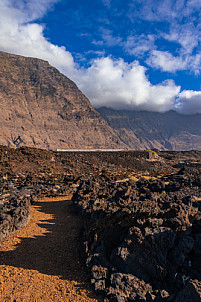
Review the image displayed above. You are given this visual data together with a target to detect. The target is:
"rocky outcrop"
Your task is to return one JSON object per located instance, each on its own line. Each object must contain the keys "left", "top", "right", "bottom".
{"left": 73, "top": 166, "right": 201, "bottom": 301}
{"left": 0, "top": 51, "right": 125, "bottom": 150}
{"left": 0, "top": 175, "right": 67, "bottom": 241}
{"left": 0, "top": 195, "right": 30, "bottom": 241}
{"left": 97, "top": 107, "right": 201, "bottom": 151}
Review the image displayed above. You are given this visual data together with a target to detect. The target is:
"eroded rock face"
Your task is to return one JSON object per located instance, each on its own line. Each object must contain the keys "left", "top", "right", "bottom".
{"left": 0, "top": 51, "right": 125, "bottom": 150}
{"left": 73, "top": 167, "right": 201, "bottom": 301}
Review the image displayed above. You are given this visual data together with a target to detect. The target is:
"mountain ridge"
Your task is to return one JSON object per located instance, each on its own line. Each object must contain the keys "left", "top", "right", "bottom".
{"left": 96, "top": 107, "right": 201, "bottom": 150}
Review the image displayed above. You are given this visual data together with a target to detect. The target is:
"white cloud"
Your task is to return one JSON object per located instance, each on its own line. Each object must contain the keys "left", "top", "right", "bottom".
{"left": 128, "top": 0, "right": 201, "bottom": 74}
{"left": 74, "top": 57, "right": 180, "bottom": 112}
{"left": 147, "top": 49, "right": 201, "bottom": 75}
{"left": 102, "top": 0, "right": 111, "bottom": 9}
{"left": 129, "top": 0, "right": 200, "bottom": 23}
{"left": 163, "top": 25, "right": 199, "bottom": 55}
{"left": 5, "top": 0, "right": 60, "bottom": 22}
{"left": 124, "top": 34, "right": 156, "bottom": 56}
{"left": 92, "top": 27, "right": 122, "bottom": 47}
{"left": 147, "top": 50, "right": 189, "bottom": 72}
{"left": 160, "top": 15, "right": 201, "bottom": 60}
{"left": 190, "top": 54, "right": 201, "bottom": 75}
{"left": 175, "top": 90, "right": 201, "bottom": 114}
{"left": 129, "top": 0, "right": 181, "bottom": 22}
{"left": 187, "top": 0, "right": 201, "bottom": 9}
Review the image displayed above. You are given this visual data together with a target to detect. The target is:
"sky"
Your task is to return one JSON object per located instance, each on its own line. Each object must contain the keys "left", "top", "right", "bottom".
{"left": 1, "top": 0, "right": 201, "bottom": 114}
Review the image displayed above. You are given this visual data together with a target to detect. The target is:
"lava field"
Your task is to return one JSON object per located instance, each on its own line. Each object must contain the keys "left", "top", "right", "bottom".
{"left": 0, "top": 146, "right": 200, "bottom": 301}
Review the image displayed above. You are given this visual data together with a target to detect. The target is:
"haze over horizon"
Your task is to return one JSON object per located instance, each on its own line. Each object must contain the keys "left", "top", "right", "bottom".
{"left": 1, "top": 0, "right": 201, "bottom": 114}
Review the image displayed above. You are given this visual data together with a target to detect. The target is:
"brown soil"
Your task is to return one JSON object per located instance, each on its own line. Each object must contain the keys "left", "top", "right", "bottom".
{"left": 0, "top": 195, "right": 101, "bottom": 302}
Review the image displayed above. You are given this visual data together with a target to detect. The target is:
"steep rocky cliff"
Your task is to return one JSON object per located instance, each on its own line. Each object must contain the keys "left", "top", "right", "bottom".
{"left": 0, "top": 51, "right": 125, "bottom": 150}
{"left": 97, "top": 107, "right": 201, "bottom": 150}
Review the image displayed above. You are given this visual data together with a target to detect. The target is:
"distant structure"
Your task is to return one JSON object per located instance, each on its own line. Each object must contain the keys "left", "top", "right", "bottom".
{"left": 56, "top": 149, "right": 124, "bottom": 152}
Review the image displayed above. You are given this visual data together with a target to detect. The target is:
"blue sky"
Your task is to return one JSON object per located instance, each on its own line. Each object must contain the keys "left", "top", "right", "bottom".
{"left": 1, "top": 0, "right": 201, "bottom": 114}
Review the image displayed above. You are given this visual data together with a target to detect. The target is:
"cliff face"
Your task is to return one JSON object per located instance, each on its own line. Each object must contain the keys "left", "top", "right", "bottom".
{"left": 0, "top": 51, "right": 125, "bottom": 150}
{"left": 97, "top": 107, "right": 201, "bottom": 150}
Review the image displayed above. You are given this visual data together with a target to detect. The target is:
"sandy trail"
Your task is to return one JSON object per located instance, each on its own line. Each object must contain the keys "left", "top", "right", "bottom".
{"left": 0, "top": 196, "right": 100, "bottom": 302}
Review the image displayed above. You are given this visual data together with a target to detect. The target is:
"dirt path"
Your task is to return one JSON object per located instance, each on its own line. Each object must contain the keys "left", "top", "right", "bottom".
{"left": 0, "top": 196, "right": 101, "bottom": 302}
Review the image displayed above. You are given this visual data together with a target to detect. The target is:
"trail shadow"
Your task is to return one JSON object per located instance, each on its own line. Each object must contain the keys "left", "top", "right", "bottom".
{"left": 0, "top": 197, "right": 99, "bottom": 300}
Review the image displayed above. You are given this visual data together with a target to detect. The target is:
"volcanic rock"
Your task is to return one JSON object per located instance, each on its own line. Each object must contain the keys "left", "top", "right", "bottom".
{"left": 73, "top": 165, "right": 201, "bottom": 301}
